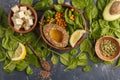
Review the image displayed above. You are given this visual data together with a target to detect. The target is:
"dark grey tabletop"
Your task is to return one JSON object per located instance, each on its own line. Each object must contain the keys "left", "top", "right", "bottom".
{"left": 0, "top": 0, "right": 120, "bottom": 80}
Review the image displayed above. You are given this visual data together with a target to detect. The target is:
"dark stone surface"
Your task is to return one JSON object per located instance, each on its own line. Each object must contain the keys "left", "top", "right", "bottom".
{"left": 0, "top": 0, "right": 120, "bottom": 80}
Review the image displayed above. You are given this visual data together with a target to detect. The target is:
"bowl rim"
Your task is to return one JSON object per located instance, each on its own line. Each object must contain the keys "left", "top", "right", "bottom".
{"left": 8, "top": 4, "right": 38, "bottom": 34}
{"left": 40, "top": 4, "right": 87, "bottom": 50}
{"left": 95, "top": 36, "right": 120, "bottom": 61}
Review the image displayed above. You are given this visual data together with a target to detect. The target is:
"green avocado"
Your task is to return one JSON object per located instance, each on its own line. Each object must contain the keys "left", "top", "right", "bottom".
{"left": 103, "top": 0, "right": 120, "bottom": 21}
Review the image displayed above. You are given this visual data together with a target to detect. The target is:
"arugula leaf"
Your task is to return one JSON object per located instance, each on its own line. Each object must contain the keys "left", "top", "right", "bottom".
{"left": 20, "top": 0, "right": 33, "bottom": 5}
{"left": 26, "top": 66, "right": 33, "bottom": 75}
{"left": 51, "top": 54, "right": 59, "bottom": 65}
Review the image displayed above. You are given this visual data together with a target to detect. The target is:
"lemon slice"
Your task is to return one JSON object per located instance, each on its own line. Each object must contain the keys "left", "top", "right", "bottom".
{"left": 12, "top": 43, "right": 26, "bottom": 61}
{"left": 70, "top": 30, "right": 86, "bottom": 47}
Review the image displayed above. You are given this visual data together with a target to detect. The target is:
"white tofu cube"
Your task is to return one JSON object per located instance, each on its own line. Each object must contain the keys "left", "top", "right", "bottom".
{"left": 24, "top": 9, "right": 32, "bottom": 16}
{"left": 24, "top": 26, "right": 31, "bottom": 30}
{"left": 28, "top": 19, "right": 33, "bottom": 26}
{"left": 20, "top": 6, "right": 27, "bottom": 11}
{"left": 14, "top": 18, "right": 23, "bottom": 26}
{"left": 11, "top": 5, "right": 19, "bottom": 13}
{"left": 14, "top": 25, "right": 21, "bottom": 30}
{"left": 24, "top": 15, "right": 31, "bottom": 19}
{"left": 17, "top": 11, "right": 25, "bottom": 18}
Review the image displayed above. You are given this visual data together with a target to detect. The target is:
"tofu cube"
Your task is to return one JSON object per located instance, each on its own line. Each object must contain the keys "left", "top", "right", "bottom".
{"left": 20, "top": 6, "right": 27, "bottom": 11}
{"left": 17, "top": 11, "right": 25, "bottom": 18}
{"left": 24, "top": 26, "right": 31, "bottom": 30}
{"left": 11, "top": 5, "right": 19, "bottom": 13}
{"left": 24, "top": 9, "right": 32, "bottom": 16}
{"left": 14, "top": 25, "right": 21, "bottom": 30}
{"left": 28, "top": 19, "right": 33, "bottom": 26}
{"left": 13, "top": 18, "right": 23, "bottom": 26}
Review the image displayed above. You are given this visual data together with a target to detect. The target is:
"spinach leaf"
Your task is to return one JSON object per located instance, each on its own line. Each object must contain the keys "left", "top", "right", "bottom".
{"left": 16, "top": 60, "right": 28, "bottom": 71}
{"left": 0, "top": 43, "right": 6, "bottom": 62}
{"left": 73, "top": 11, "right": 83, "bottom": 29}
{"left": 25, "top": 54, "right": 40, "bottom": 68}
{"left": 3, "top": 61, "right": 16, "bottom": 73}
{"left": 54, "top": 5, "right": 64, "bottom": 12}
{"left": 58, "top": 0, "right": 64, "bottom": 4}
{"left": 70, "top": 48, "right": 78, "bottom": 56}
{"left": 51, "top": 54, "right": 59, "bottom": 65}
{"left": 103, "top": 61, "right": 114, "bottom": 65}
{"left": 26, "top": 66, "right": 33, "bottom": 75}
{"left": 84, "top": 4, "right": 98, "bottom": 24}
{"left": 60, "top": 53, "right": 70, "bottom": 66}
{"left": 65, "top": 8, "right": 74, "bottom": 25}
{"left": 44, "top": 10, "right": 55, "bottom": 18}
{"left": 6, "top": 50, "right": 14, "bottom": 59}
{"left": 85, "top": 0, "right": 94, "bottom": 7}
{"left": 72, "top": 0, "right": 86, "bottom": 9}
{"left": 77, "top": 53, "right": 88, "bottom": 66}
{"left": 0, "top": 7, "right": 3, "bottom": 22}
{"left": 90, "top": 21, "right": 101, "bottom": 40}
{"left": 20, "top": 0, "right": 33, "bottom": 5}
{"left": 0, "top": 25, "right": 6, "bottom": 38}
{"left": 113, "top": 58, "right": 120, "bottom": 68}
{"left": 34, "top": 0, "right": 53, "bottom": 11}
{"left": 64, "top": 58, "right": 77, "bottom": 70}
{"left": 83, "top": 65, "right": 92, "bottom": 72}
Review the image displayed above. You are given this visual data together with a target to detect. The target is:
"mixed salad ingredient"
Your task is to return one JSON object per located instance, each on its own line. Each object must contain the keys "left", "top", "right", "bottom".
{"left": 42, "top": 5, "right": 85, "bottom": 48}
{"left": 0, "top": 0, "right": 120, "bottom": 77}
{"left": 11, "top": 5, "right": 34, "bottom": 30}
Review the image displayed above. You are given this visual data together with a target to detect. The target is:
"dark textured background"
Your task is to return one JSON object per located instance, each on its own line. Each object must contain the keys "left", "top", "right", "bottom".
{"left": 0, "top": 0, "right": 120, "bottom": 80}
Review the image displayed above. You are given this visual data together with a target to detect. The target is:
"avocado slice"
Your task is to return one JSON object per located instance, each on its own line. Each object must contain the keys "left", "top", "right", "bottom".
{"left": 103, "top": 0, "right": 120, "bottom": 21}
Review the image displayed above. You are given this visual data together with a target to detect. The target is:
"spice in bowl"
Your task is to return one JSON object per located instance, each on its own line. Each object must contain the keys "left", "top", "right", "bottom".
{"left": 100, "top": 39, "right": 117, "bottom": 57}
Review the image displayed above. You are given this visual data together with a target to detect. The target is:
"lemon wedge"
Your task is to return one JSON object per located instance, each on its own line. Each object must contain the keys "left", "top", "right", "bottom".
{"left": 12, "top": 42, "right": 26, "bottom": 61}
{"left": 70, "top": 30, "right": 86, "bottom": 47}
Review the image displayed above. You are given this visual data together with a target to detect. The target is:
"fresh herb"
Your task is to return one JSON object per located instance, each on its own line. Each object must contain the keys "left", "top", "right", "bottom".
{"left": 83, "top": 65, "right": 92, "bottom": 72}
{"left": 58, "top": 0, "right": 64, "bottom": 4}
{"left": 72, "top": 0, "right": 86, "bottom": 9}
{"left": 20, "top": 0, "right": 33, "bottom": 5}
{"left": 26, "top": 66, "right": 33, "bottom": 75}
{"left": 33, "top": 0, "right": 53, "bottom": 11}
{"left": 54, "top": 5, "right": 64, "bottom": 12}
{"left": 51, "top": 54, "right": 59, "bottom": 65}
{"left": 44, "top": 10, "right": 55, "bottom": 19}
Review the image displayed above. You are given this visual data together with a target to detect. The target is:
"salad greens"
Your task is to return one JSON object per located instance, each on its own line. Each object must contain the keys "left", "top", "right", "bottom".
{"left": 0, "top": 0, "right": 119, "bottom": 75}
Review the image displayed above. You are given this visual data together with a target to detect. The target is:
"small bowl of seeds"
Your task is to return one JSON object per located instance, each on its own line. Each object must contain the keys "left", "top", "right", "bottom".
{"left": 95, "top": 36, "right": 120, "bottom": 61}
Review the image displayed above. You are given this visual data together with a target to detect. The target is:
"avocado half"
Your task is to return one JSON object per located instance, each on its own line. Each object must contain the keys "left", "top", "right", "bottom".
{"left": 103, "top": 0, "right": 120, "bottom": 21}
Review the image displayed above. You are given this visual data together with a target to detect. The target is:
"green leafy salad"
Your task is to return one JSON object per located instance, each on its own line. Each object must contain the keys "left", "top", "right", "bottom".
{"left": 0, "top": 0, "right": 120, "bottom": 75}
